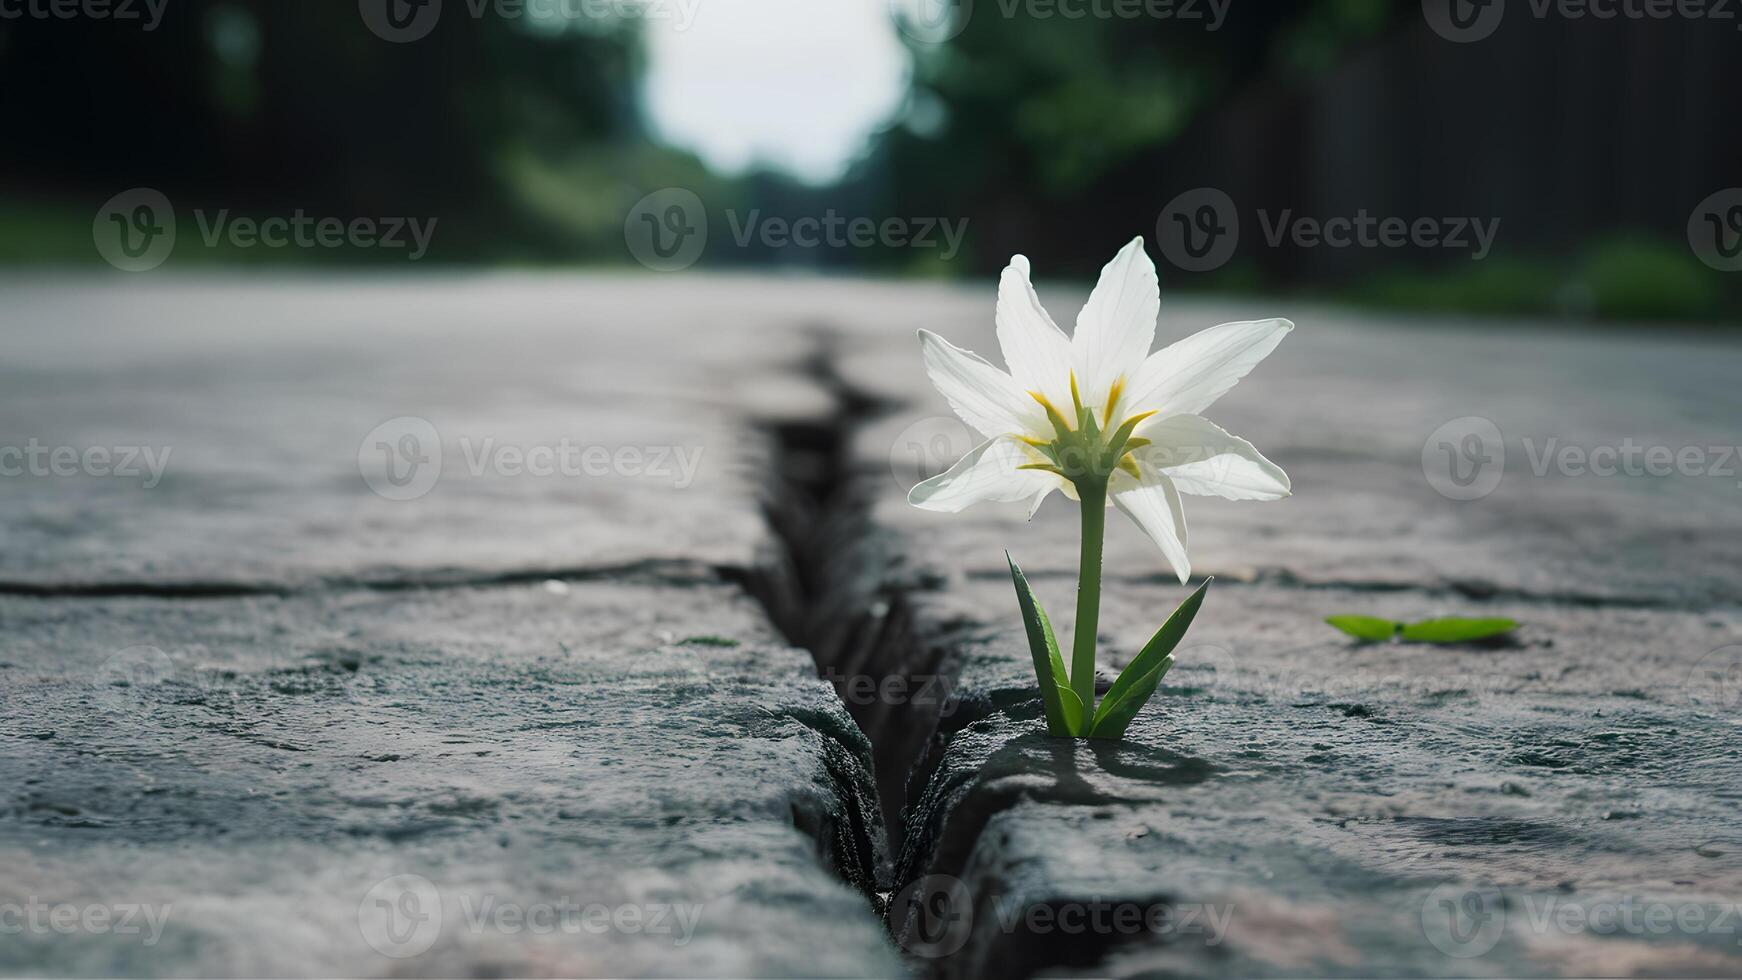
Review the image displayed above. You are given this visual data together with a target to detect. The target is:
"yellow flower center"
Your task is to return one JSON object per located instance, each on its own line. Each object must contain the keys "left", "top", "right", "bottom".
{"left": 1019, "top": 372, "right": 1154, "bottom": 490}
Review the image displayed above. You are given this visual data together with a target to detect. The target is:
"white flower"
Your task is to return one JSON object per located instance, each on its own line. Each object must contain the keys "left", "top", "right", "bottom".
{"left": 909, "top": 237, "right": 1292, "bottom": 583}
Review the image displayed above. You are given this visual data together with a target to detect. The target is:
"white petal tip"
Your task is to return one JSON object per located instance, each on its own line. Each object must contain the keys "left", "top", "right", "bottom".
{"left": 907, "top": 491, "right": 950, "bottom": 512}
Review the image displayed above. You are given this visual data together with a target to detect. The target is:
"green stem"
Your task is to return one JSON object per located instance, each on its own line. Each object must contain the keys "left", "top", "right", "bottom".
{"left": 1071, "top": 478, "right": 1107, "bottom": 720}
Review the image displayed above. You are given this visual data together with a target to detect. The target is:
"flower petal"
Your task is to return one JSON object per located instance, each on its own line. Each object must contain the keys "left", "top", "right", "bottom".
{"left": 1125, "top": 318, "right": 1293, "bottom": 418}
{"left": 918, "top": 329, "right": 1045, "bottom": 439}
{"left": 1024, "top": 483, "right": 1059, "bottom": 521}
{"left": 1110, "top": 467, "right": 1191, "bottom": 584}
{"left": 909, "top": 436, "right": 1052, "bottom": 513}
{"left": 1132, "top": 414, "right": 1291, "bottom": 501}
{"left": 1072, "top": 237, "right": 1158, "bottom": 409}
{"left": 996, "top": 255, "right": 1073, "bottom": 410}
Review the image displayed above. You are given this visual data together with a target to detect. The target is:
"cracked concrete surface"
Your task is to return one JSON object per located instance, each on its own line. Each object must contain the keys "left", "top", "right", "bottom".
{"left": 839, "top": 287, "right": 1742, "bottom": 978}
{"left": 5, "top": 273, "right": 1740, "bottom": 978}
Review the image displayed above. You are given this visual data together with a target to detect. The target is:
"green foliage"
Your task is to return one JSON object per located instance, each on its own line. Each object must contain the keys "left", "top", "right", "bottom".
{"left": 1087, "top": 579, "right": 1210, "bottom": 739}
{"left": 1344, "top": 237, "right": 1733, "bottom": 324}
{"left": 1008, "top": 553, "right": 1077, "bottom": 736}
{"left": 1327, "top": 615, "right": 1519, "bottom": 644}
{"left": 1009, "top": 555, "right": 1208, "bottom": 739}
{"left": 679, "top": 635, "right": 740, "bottom": 648}
{"left": 1324, "top": 615, "right": 1401, "bottom": 642}
{"left": 1574, "top": 237, "right": 1725, "bottom": 322}
{"left": 1398, "top": 618, "right": 1519, "bottom": 644}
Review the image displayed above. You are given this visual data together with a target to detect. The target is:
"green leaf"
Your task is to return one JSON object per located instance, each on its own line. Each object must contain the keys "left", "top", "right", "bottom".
{"left": 1088, "top": 579, "right": 1211, "bottom": 738}
{"left": 1008, "top": 552, "right": 1075, "bottom": 736}
{"left": 1325, "top": 615, "right": 1402, "bottom": 642}
{"left": 1399, "top": 618, "right": 1519, "bottom": 644}
{"left": 1057, "top": 685, "right": 1087, "bottom": 737}
{"left": 1088, "top": 655, "right": 1174, "bottom": 740}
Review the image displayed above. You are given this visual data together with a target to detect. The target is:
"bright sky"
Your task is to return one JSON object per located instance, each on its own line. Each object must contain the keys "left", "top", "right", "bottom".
{"left": 640, "top": 0, "right": 915, "bottom": 184}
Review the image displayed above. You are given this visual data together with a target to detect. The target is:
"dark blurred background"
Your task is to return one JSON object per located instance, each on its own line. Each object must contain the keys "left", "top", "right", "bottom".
{"left": 2, "top": 0, "right": 1738, "bottom": 321}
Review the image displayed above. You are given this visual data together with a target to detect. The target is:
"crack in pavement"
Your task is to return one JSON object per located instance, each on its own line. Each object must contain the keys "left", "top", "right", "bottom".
{"left": 0, "top": 558, "right": 726, "bottom": 600}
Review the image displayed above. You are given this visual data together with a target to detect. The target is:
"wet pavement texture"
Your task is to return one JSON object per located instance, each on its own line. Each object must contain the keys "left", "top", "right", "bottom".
{"left": 4, "top": 273, "right": 1741, "bottom": 978}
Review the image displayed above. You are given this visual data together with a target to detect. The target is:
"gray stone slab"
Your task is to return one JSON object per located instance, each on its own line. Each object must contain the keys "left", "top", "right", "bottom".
{"left": 0, "top": 274, "right": 848, "bottom": 588}
{"left": 0, "top": 580, "right": 901, "bottom": 977}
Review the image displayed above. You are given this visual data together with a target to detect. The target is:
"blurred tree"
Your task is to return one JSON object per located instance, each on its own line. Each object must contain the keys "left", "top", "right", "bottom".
{"left": 0, "top": 0, "right": 647, "bottom": 259}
